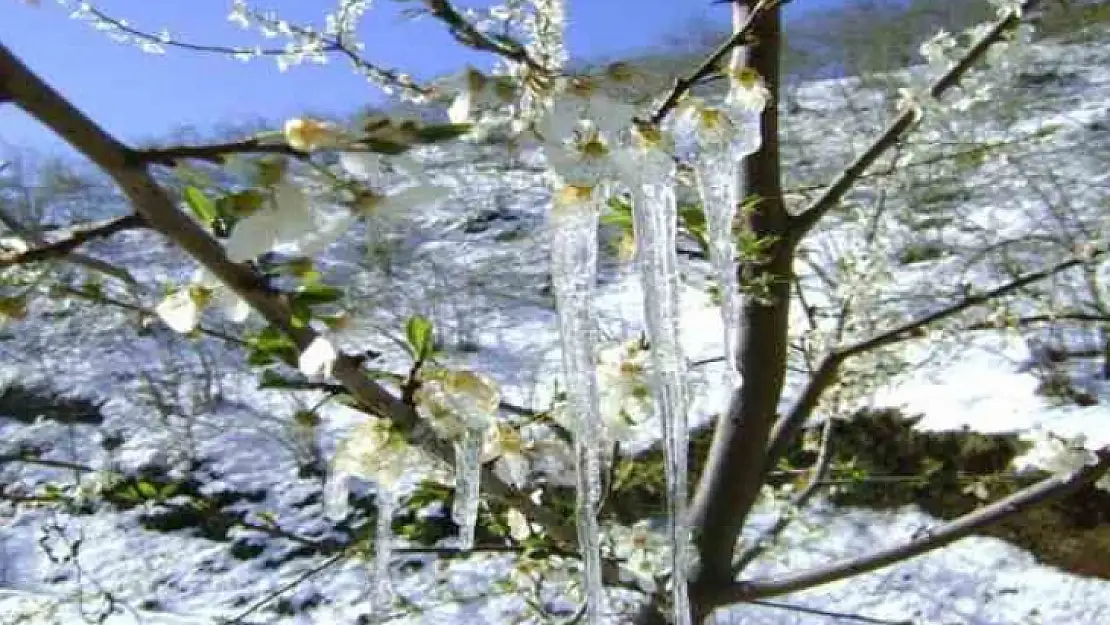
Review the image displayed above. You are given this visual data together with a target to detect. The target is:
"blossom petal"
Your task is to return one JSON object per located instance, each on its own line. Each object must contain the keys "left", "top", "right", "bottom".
{"left": 339, "top": 152, "right": 385, "bottom": 182}
{"left": 299, "top": 336, "right": 338, "bottom": 377}
{"left": 382, "top": 186, "right": 452, "bottom": 213}
{"left": 225, "top": 211, "right": 280, "bottom": 262}
{"left": 155, "top": 290, "right": 200, "bottom": 334}
{"left": 291, "top": 214, "right": 356, "bottom": 258}
{"left": 272, "top": 182, "right": 315, "bottom": 239}
{"left": 448, "top": 91, "right": 473, "bottom": 125}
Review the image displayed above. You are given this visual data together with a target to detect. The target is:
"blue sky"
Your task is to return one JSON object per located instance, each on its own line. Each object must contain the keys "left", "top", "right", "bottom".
{"left": 1, "top": 1, "right": 841, "bottom": 155}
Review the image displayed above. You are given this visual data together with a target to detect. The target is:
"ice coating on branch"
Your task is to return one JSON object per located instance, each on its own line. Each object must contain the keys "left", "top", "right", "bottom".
{"left": 549, "top": 185, "right": 607, "bottom": 624}
{"left": 453, "top": 430, "right": 483, "bottom": 550}
{"left": 322, "top": 473, "right": 350, "bottom": 520}
{"left": 372, "top": 488, "right": 396, "bottom": 616}
{"left": 415, "top": 369, "right": 500, "bottom": 551}
{"left": 674, "top": 84, "right": 766, "bottom": 387}
{"left": 616, "top": 126, "right": 692, "bottom": 625}
{"left": 326, "top": 419, "right": 417, "bottom": 610}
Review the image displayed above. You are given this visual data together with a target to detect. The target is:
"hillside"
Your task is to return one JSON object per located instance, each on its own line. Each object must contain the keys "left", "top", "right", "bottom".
{"left": 3, "top": 23, "right": 1110, "bottom": 625}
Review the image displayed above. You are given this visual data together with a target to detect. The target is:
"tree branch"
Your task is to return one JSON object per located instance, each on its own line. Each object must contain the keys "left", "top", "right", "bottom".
{"left": 134, "top": 138, "right": 309, "bottom": 167}
{"left": 789, "top": 1, "right": 1039, "bottom": 240}
{"left": 0, "top": 204, "right": 138, "bottom": 284}
{"left": 687, "top": 3, "right": 793, "bottom": 613}
{"left": 764, "top": 247, "right": 1104, "bottom": 493}
{"left": 732, "top": 416, "right": 835, "bottom": 574}
{"left": 0, "top": 37, "right": 582, "bottom": 573}
{"left": 0, "top": 214, "right": 145, "bottom": 267}
{"left": 422, "top": 0, "right": 545, "bottom": 74}
{"left": 642, "top": 0, "right": 782, "bottom": 126}
{"left": 711, "top": 449, "right": 1110, "bottom": 605}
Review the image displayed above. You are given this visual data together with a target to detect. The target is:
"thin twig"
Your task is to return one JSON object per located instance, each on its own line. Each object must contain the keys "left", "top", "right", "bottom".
{"left": 642, "top": 0, "right": 782, "bottom": 126}
{"left": 747, "top": 598, "right": 914, "bottom": 625}
{"left": 789, "top": 1, "right": 1038, "bottom": 238}
{"left": 0, "top": 214, "right": 145, "bottom": 267}
{"left": 714, "top": 447, "right": 1110, "bottom": 605}
{"left": 765, "top": 245, "right": 1102, "bottom": 476}
{"left": 422, "top": 0, "right": 544, "bottom": 73}
{"left": 132, "top": 138, "right": 308, "bottom": 167}
{"left": 732, "top": 415, "right": 834, "bottom": 573}
{"left": 0, "top": 204, "right": 138, "bottom": 284}
{"left": 219, "top": 552, "right": 347, "bottom": 625}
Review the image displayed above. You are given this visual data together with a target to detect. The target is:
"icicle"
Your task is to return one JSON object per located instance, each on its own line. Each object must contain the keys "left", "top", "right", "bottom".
{"left": 694, "top": 157, "right": 743, "bottom": 388}
{"left": 452, "top": 428, "right": 483, "bottom": 550}
{"left": 371, "top": 487, "right": 396, "bottom": 617}
{"left": 415, "top": 369, "right": 499, "bottom": 551}
{"left": 621, "top": 128, "right": 692, "bottom": 625}
{"left": 322, "top": 472, "right": 350, "bottom": 520}
{"left": 548, "top": 184, "right": 606, "bottom": 624}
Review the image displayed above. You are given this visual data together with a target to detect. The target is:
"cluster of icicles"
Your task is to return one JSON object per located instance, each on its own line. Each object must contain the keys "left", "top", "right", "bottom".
{"left": 319, "top": 96, "right": 763, "bottom": 625}
{"left": 548, "top": 108, "right": 763, "bottom": 623}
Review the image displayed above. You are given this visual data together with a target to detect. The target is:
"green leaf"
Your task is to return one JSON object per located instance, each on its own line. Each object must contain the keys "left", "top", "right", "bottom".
{"left": 247, "top": 326, "right": 298, "bottom": 366}
{"left": 365, "top": 368, "right": 406, "bottom": 384}
{"left": 259, "top": 369, "right": 307, "bottom": 390}
{"left": 136, "top": 481, "right": 158, "bottom": 499}
{"left": 293, "top": 283, "right": 344, "bottom": 307}
{"left": 404, "top": 315, "right": 434, "bottom": 361}
{"left": 413, "top": 123, "right": 473, "bottom": 144}
{"left": 678, "top": 203, "right": 709, "bottom": 253}
{"left": 362, "top": 138, "right": 412, "bottom": 155}
{"left": 183, "top": 187, "right": 218, "bottom": 226}
{"left": 216, "top": 189, "right": 265, "bottom": 219}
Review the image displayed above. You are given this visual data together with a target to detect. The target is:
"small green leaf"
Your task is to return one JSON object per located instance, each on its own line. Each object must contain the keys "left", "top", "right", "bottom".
{"left": 293, "top": 283, "right": 343, "bottom": 307}
{"left": 183, "top": 187, "right": 218, "bottom": 226}
{"left": 365, "top": 368, "right": 406, "bottom": 384}
{"left": 362, "top": 138, "right": 411, "bottom": 155}
{"left": 405, "top": 315, "right": 434, "bottom": 361}
{"left": 413, "top": 122, "right": 473, "bottom": 143}
{"left": 136, "top": 481, "right": 158, "bottom": 499}
{"left": 259, "top": 369, "right": 306, "bottom": 390}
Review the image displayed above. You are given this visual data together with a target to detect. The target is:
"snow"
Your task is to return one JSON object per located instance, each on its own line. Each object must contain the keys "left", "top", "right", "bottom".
{"left": 3, "top": 31, "right": 1110, "bottom": 625}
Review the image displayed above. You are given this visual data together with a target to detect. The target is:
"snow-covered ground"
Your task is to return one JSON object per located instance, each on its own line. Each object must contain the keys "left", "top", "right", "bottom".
{"left": 4, "top": 30, "right": 1110, "bottom": 625}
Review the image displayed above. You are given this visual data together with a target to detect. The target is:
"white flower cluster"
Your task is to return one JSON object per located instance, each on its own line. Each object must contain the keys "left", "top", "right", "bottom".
{"left": 154, "top": 118, "right": 449, "bottom": 345}
{"left": 226, "top": 0, "right": 331, "bottom": 72}
{"left": 324, "top": 418, "right": 421, "bottom": 519}
{"left": 604, "top": 519, "right": 672, "bottom": 592}
{"left": 58, "top": 1, "right": 170, "bottom": 54}
{"left": 911, "top": 11, "right": 1034, "bottom": 113}
{"left": 1014, "top": 428, "right": 1110, "bottom": 492}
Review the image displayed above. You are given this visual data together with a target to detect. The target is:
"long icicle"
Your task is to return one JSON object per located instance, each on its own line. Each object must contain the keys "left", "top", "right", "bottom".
{"left": 372, "top": 487, "right": 396, "bottom": 617}
{"left": 452, "top": 429, "right": 483, "bottom": 550}
{"left": 549, "top": 185, "right": 606, "bottom": 624}
{"left": 626, "top": 131, "right": 692, "bottom": 625}
{"left": 694, "top": 157, "right": 743, "bottom": 388}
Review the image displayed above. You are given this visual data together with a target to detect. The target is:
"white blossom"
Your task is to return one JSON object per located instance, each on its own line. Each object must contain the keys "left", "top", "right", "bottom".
{"left": 154, "top": 269, "right": 251, "bottom": 334}
{"left": 298, "top": 336, "right": 338, "bottom": 377}
{"left": 225, "top": 181, "right": 315, "bottom": 262}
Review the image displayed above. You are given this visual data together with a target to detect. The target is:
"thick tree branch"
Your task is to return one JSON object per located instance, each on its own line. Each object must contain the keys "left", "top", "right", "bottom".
{"left": 686, "top": 3, "right": 793, "bottom": 616}
{"left": 0, "top": 214, "right": 145, "bottom": 267}
{"left": 789, "top": 1, "right": 1039, "bottom": 240}
{"left": 732, "top": 416, "right": 834, "bottom": 574}
{"left": 710, "top": 449, "right": 1110, "bottom": 605}
{"left": 0, "top": 39, "right": 579, "bottom": 563}
{"left": 642, "top": 0, "right": 782, "bottom": 126}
